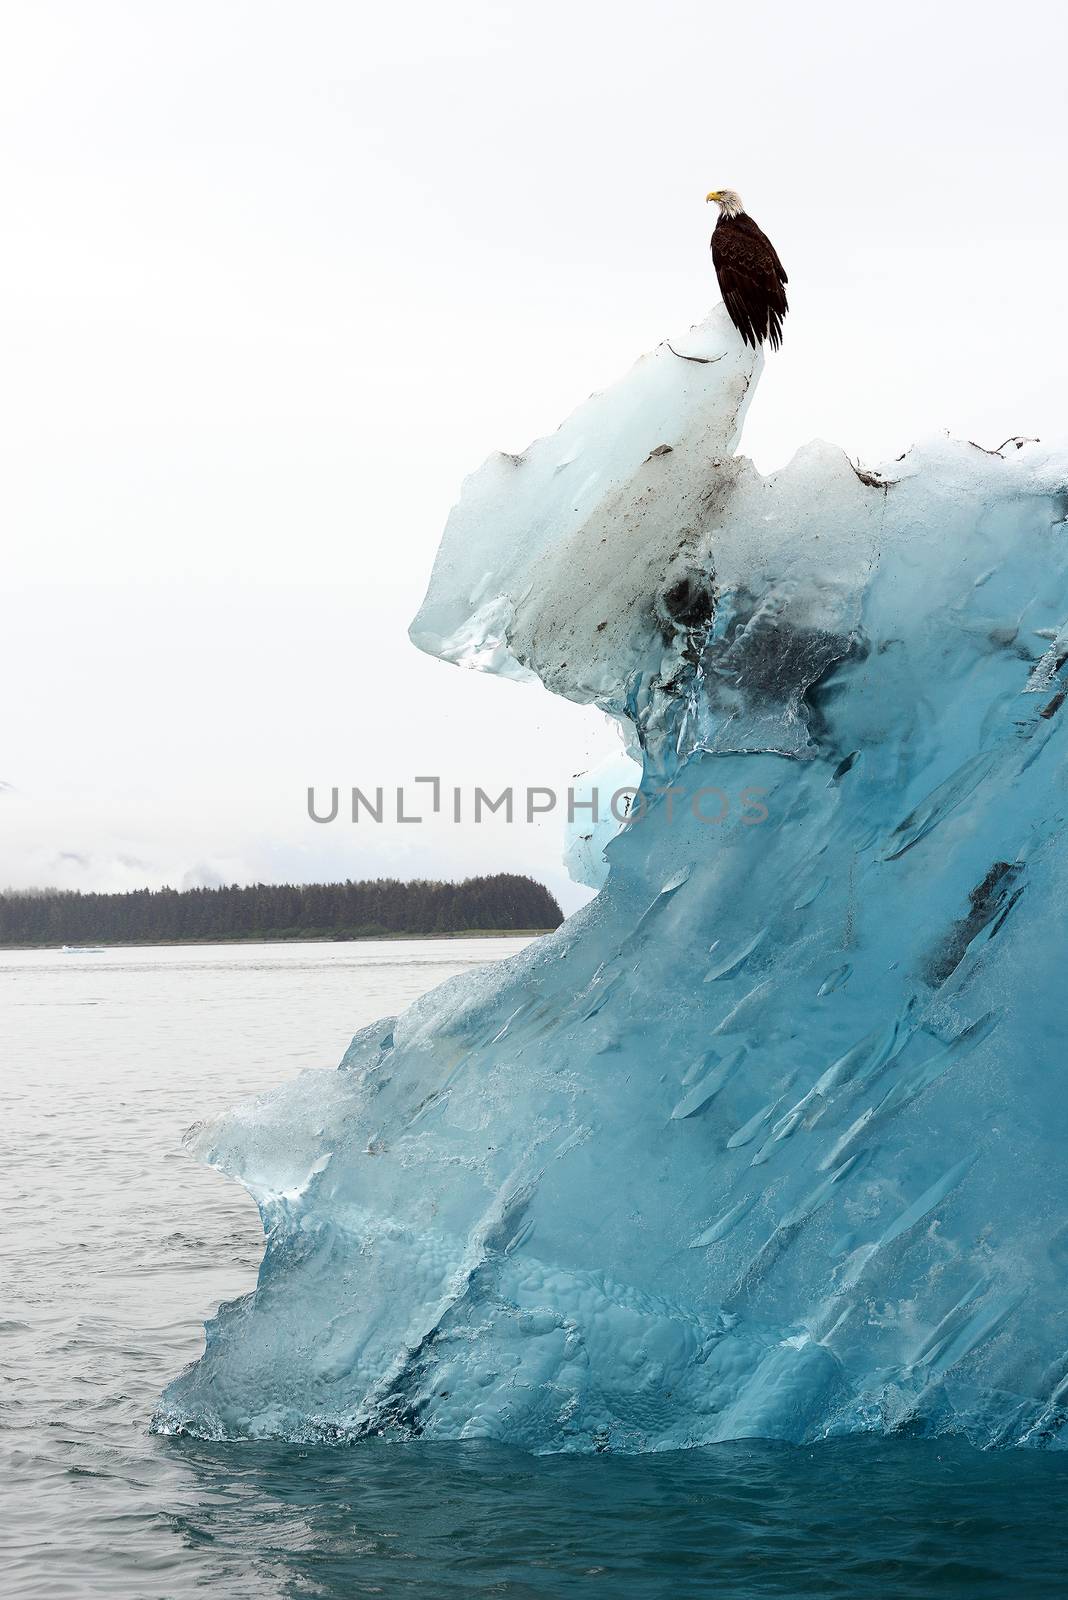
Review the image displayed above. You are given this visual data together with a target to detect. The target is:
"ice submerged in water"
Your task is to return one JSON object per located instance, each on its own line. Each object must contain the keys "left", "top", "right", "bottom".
{"left": 155, "top": 306, "right": 1068, "bottom": 1453}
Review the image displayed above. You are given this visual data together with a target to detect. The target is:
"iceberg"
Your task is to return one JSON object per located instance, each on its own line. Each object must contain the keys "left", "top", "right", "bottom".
{"left": 155, "top": 306, "right": 1068, "bottom": 1453}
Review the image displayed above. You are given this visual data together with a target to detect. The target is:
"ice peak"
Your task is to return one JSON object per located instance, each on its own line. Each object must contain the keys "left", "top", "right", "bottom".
{"left": 157, "top": 316, "right": 1068, "bottom": 1456}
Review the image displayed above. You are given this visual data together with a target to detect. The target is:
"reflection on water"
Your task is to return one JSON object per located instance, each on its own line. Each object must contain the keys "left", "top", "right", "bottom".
{"left": 3, "top": 940, "right": 1067, "bottom": 1597}
{"left": 165, "top": 1434, "right": 1068, "bottom": 1599}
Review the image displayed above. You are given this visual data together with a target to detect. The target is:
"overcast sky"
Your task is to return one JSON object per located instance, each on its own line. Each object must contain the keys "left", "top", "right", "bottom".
{"left": 2, "top": 0, "right": 1066, "bottom": 911}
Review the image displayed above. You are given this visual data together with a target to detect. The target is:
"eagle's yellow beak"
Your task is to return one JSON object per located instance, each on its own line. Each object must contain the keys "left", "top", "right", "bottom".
{"left": 706, "top": 190, "right": 720, "bottom": 203}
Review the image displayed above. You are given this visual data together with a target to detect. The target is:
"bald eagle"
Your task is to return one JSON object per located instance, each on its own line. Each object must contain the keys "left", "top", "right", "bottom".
{"left": 706, "top": 190, "right": 788, "bottom": 350}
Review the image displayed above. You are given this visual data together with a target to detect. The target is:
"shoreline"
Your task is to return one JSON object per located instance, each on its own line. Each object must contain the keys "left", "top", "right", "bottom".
{"left": 0, "top": 928, "right": 555, "bottom": 953}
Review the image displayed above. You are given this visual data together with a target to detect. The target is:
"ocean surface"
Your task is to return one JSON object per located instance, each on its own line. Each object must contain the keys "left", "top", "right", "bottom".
{"left": 2, "top": 939, "right": 1067, "bottom": 1599}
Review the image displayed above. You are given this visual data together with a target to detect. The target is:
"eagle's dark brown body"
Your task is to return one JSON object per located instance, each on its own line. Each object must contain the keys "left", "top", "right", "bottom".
{"left": 711, "top": 212, "right": 789, "bottom": 350}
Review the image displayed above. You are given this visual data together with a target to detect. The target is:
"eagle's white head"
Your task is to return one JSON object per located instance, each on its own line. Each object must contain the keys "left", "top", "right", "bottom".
{"left": 706, "top": 189, "right": 744, "bottom": 218}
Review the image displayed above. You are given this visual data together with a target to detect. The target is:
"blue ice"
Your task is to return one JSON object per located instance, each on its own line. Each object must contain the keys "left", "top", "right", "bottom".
{"left": 154, "top": 308, "right": 1068, "bottom": 1452}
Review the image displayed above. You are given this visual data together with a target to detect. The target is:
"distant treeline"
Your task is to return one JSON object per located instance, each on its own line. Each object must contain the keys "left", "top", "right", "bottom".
{"left": 0, "top": 874, "right": 564, "bottom": 948}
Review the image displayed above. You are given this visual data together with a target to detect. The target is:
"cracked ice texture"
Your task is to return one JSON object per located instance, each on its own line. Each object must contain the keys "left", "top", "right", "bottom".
{"left": 155, "top": 305, "right": 1068, "bottom": 1452}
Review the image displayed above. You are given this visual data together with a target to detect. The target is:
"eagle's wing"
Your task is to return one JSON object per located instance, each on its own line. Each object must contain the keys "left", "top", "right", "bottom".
{"left": 712, "top": 217, "right": 789, "bottom": 350}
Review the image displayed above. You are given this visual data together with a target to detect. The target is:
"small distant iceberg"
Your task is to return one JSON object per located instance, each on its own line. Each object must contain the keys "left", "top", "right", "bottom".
{"left": 155, "top": 306, "right": 1068, "bottom": 1454}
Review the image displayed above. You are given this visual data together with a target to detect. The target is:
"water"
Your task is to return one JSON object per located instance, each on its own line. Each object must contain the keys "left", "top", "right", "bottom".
{"left": 3, "top": 941, "right": 1066, "bottom": 1598}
